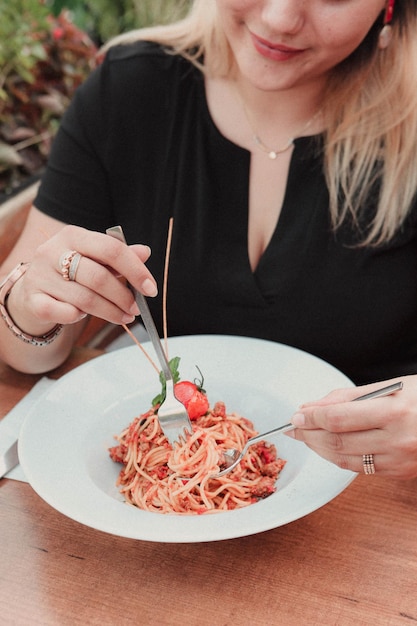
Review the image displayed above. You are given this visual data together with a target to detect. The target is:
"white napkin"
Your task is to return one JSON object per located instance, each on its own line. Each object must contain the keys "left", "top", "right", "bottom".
{"left": 1, "top": 325, "right": 146, "bottom": 483}
{"left": 0, "top": 376, "right": 55, "bottom": 482}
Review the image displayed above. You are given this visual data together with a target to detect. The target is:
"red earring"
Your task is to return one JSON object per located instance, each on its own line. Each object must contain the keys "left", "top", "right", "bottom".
{"left": 384, "top": 0, "right": 395, "bottom": 25}
{"left": 379, "top": 0, "right": 395, "bottom": 49}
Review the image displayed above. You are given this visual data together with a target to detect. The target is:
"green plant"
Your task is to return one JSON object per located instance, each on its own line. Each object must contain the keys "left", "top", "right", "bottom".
{"left": 49, "top": 0, "right": 192, "bottom": 45}
{"left": 0, "top": 0, "right": 97, "bottom": 197}
{"left": 0, "top": 0, "right": 191, "bottom": 199}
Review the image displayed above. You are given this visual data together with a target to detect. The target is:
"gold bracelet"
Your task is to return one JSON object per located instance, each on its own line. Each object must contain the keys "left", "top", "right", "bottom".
{"left": 0, "top": 262, "right": 63, "bottom": 346}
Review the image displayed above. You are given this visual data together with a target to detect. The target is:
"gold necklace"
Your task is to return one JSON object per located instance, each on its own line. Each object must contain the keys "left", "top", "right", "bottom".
{"left": 252, "top": 133, "right": 295, "bottom": 159}
{"left": 237, "top": 89, "right": 321, "bottom": 160}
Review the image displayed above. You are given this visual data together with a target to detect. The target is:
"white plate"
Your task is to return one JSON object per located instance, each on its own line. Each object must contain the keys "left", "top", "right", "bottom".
{"left": 18, "top": 335, "right": 356, "bottom": 542}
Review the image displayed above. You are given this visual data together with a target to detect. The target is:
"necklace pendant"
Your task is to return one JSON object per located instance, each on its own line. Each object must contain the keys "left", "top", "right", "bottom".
{"left": 268, "top": 151, "right": 278, "bottom": 160}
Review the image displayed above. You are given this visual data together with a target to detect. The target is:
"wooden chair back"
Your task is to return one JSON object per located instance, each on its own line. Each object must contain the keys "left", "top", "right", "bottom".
{"left": 0, "top": 183, "right": 121, "bottom": 349}
{"left": 0, "top": 183, "right": 38, "bottom": 265}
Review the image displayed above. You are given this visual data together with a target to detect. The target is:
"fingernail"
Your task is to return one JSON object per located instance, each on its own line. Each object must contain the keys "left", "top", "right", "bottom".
{"left": 71, "top": 312, "right": 87, "bottom": 324}
{"left": 142, "top": 279, "right": 158, "bottom": 297}
{"left": 129, "top": 302, "right": 140, "bottom": 315}
{"left": 291, "top": 413, "right": 305, "bottom": 427}
{"left": 122, "top": 313, "right": 136, "bottom": 324}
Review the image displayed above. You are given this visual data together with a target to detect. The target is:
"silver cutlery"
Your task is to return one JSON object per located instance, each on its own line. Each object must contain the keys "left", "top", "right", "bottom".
{"left": 214, "top": 381, "right": 403, "bottom": 478}
{"left": 106, "top": 225, "right": 192, "bottom": 446}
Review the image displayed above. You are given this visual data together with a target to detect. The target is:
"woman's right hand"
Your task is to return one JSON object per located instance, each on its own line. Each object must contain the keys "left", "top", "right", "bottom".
{"left": 0, "top": 208, "right": 158, "bottom": 373}
{"left": 6, "top": 223, "right": 157, "bottom": 337}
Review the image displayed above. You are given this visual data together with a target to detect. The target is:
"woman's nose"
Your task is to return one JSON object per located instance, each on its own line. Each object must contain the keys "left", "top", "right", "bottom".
{"left": 261, "top": 0, "right": 306, "bottom": 35}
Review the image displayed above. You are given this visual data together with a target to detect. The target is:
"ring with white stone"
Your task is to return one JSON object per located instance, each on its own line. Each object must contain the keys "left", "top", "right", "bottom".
{"left": 60, "top": 250, "right": 81, "bottom": 282}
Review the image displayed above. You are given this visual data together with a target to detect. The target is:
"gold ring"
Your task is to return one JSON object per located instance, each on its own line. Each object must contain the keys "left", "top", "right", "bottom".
{"left": 362, "top": 454, "right": 376, "bottom": 475}
{"left": 68, "top": 252, "right": 82, "bottom": 281}
{"left": 60, "top": 250, "right": 81, "bottom": 281}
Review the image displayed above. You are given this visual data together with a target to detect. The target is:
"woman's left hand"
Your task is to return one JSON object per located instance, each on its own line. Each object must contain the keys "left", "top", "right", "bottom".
{"left": 287, "top": 376, "right": 417, "bottom": 479}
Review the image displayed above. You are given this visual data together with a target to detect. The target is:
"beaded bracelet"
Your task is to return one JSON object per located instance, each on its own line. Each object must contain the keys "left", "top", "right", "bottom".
{"left": 0, "top": 262, "right": 63, "bottom": 346}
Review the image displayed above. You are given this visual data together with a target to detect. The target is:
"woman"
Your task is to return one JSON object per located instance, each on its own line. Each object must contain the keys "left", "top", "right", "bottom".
{"left": 1, "top": 1, "right": 417, "bottom": 478}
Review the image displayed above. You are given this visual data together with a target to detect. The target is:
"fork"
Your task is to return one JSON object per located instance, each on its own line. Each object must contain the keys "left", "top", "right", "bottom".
{"left": 214, "top": 380, "right": 403, "bottom": 478}
{"left": 106, "top": 226, "right": 192, "bottom": 446}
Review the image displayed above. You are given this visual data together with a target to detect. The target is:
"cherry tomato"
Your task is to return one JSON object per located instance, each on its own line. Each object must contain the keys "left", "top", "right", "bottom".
{"left": 174, "top": 381, "right": 209, "bottom": 420}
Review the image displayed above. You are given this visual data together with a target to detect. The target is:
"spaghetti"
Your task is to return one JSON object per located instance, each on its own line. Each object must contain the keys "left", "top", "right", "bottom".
{"left": 109, "top": 400, "right": 286, "bottom": 515}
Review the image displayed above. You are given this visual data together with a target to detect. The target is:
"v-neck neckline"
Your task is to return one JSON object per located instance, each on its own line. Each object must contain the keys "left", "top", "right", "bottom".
{"left": 187, "top": 74, "right": 326, "bottom": 303}
{"left": 198, "top": 75, "right": 324, "bottom": 272}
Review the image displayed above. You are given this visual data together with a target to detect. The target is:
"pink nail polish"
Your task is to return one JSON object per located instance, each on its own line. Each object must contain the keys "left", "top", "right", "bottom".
{"left": 291, "top": 413, "right": 305, "bottom": 427}
{"left": 142, "top": 279, "right": 158, "bottom": 297}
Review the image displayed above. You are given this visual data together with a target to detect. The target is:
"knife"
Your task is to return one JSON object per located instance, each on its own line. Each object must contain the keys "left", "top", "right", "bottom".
{"left": 0, "top": 440, "right": 18, "bottom": 479}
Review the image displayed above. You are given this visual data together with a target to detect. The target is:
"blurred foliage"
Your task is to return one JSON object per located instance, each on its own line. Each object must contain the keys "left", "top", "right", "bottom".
{"left": 46, "top": 0, "right": 192, "bottom": 44}
{"left": 0, "top": 1, "right": 97, "bottom": 197}
{"left": 0, "top": 1, "right": 50, "bottom": 100}
{"left": 0, "top": 0, "right": 191, "bottom": 199}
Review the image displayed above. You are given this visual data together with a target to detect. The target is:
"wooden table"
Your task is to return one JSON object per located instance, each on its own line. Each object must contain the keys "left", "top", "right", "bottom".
{"left": 1, "top": 349, "right": 416, "bottom": 626}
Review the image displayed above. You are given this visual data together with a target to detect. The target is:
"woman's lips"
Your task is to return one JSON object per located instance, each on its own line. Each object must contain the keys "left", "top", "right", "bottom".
{"left": 250, "top": 31, "right": 305, "bottom": 61}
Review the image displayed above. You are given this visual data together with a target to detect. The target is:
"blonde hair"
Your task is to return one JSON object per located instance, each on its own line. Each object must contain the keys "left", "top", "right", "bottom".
{"left": 105, "top": 0, "right": 417, "bottom": 245}
{"left": 323, "top": 8, "right": 417, "bottom": 244}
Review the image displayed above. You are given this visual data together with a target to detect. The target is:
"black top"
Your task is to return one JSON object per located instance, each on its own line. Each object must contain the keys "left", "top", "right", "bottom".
{"left": 35, "top": 41, "right": 417, "bottom": 385}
